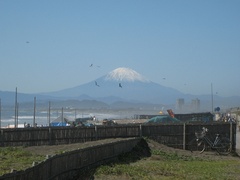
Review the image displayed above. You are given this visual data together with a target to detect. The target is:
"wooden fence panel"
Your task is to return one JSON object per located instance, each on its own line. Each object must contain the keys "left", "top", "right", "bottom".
{"left": 1, "top": 128, "right": 50, "bottom": 146}
{"left": 142, "top": 124, "right": 184, "bottom": 148}
{"left": 185, "top": 122, "right": 236, "bottom": 150}
{"left": 0, "top": 122, "right": 236, "bottom": 150}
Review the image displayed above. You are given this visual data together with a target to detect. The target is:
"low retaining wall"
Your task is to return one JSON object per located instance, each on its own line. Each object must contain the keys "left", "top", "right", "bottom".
{"left": 0, "top": 138, "right": 141, "bottom": 180}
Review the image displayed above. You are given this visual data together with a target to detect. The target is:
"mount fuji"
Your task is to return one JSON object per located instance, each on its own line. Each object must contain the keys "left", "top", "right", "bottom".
{"left": 44, "top": 67, "right": 186, "bottom": 104}
{"left": 1, "top": 67, "right": 240, "bottom": 109}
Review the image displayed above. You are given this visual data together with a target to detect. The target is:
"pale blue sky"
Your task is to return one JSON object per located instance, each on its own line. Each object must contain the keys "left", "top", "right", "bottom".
{"left": 0, "top": 0, "right": 239, "bottom": 97}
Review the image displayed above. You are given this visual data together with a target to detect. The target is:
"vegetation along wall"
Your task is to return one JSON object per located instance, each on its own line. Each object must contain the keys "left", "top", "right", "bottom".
{"left": 0, "top": 138, "right": 141, "bottom": 180}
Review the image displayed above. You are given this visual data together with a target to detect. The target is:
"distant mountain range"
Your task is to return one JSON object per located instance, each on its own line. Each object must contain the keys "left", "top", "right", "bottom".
{"left": 43, "top": 67, "right": 185, "bottom": 104}
{"left": 1, "top": 67, "right": 240, "bottom": 112}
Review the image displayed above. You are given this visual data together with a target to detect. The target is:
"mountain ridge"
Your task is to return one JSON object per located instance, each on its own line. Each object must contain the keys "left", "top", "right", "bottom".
{"left": 0, "top": 67, "right": 240, "bottom": 111}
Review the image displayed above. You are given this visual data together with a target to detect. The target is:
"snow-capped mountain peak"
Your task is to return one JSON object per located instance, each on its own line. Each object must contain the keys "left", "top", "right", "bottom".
{"left": 105, "top": 67, "right": 149, "bottom": 82}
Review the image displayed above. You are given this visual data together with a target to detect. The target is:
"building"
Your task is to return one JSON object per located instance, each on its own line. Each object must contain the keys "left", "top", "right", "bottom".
{"left": 176, "top": 98, "right": 185, "bottom": 112}
{"left": 191, "top": 98, "right": 200, "bottom": 112}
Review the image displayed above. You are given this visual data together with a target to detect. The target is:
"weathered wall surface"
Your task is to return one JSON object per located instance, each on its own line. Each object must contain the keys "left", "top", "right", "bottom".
{"left": 0, "top": 123, "right": 236, "bottom": 149}
{"left": 0, "top": 138, "right": 141, "bottom": 180}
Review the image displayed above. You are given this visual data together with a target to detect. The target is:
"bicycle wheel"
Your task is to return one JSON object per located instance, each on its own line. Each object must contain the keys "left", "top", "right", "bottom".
{"left": 188, "top": 138, "right": 206, "bottom": 153}
{"left": 216, "top": 137, "right": 232, "bottom": 155}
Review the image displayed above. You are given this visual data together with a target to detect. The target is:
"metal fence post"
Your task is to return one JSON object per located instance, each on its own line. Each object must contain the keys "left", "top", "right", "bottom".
{"left": 230, "top": 122, "right": 233, "bottom": 151}
{"left": 0, "top": 129, "right": 4, "bottom": 147}
{"left": 95, "top": 125, "right": 98, "bottom": 140}
{"left": 139, "top": 124, "right": 142, "bottom": 137}
{"left": 183, "top": 123, "right": 186, "bottom": 150}
{"left": 49, "top": 127, "right": 52, "bottom": 145}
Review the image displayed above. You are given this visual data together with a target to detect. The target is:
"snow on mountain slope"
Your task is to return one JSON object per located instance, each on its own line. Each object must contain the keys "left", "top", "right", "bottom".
{"left": 43, "top": 67, "right": 185, "bottom": 104}
{"left": 3, "top": 67, "right": 239, "bottom": 107}
{"left": 105, "top": 67, "right": 150, "bottom": 82}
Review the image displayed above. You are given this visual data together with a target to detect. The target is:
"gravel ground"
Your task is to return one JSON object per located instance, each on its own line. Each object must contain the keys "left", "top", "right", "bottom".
{"left": 24, "top": 138, "right": 131, "bottom": 156}
{"left": 23, "top": 124, "right": 240, "bottom": 160}
{"left": 24, "top": 135, "right": 240, "bottom": 161}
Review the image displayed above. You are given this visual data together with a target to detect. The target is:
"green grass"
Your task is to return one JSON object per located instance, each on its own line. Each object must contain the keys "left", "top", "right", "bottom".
{"left": 94, "top": 149, "right": 240, "bottom": 180}
{"left": 0, "top": 147, "right": 45, "bottom": 176}
{"left": 1, "top": 143, "right": 240, "bottom": 179}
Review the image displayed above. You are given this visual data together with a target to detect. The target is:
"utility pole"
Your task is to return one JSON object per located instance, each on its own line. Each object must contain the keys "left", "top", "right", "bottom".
{"left": 33, "top": 97, "right": 36, "bottom": 127}
{"left": 17, "top": 103, "right": 19, "bottom": 128}
{"left": 75, "top": 109, "right": 77, "bottom": 120}
{"left": 48, "top": 101, "right": 51, "bottom": 126}
{"left": 211, "top": 83, "right": 214, "bottom": 113}
{"left": 0, "top": 98, "right": 1, "bottom": 128}
{"left": 61, "top": 107, "right": 64, "bottom": 126}
{"left": 15, "top": 87, "right": 18, "bottom": 128}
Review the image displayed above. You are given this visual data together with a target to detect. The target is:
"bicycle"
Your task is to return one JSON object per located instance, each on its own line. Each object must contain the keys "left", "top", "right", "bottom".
{"left": 188, "top": 127, "right": 232, "bottom": 155}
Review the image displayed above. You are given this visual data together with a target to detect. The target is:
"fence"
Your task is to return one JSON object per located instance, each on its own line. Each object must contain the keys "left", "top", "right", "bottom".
{"left": 143, "top": 122, "right": 236, "bottom": 150}
{"left": 0, "top": 122, "right": 236, "bottom": 179}
{"left": 0, "top": 122, "right": 236, "bottom": 150}
{"left": 0, "top": 138, "right": 141, "bottom": 180}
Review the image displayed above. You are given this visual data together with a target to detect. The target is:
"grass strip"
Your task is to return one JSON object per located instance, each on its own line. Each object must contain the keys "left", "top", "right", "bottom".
{"left": 0, "top": 147, "right": 45, "bottom": 176}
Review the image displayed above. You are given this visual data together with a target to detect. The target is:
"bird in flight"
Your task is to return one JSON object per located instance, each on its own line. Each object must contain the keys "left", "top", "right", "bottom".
{"left": 95, "top": 81, "right": 100, "bottom": 87}
{"left": 119, "top": 83, "right": 122, "bottom": 88}
{"left": 89, "top": 64, "right": 93, "bottom": 67}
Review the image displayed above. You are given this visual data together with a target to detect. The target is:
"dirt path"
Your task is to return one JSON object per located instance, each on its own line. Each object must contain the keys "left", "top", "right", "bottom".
{"left": 24, "top": 138, "right": 134, "bottom": 156}
{"left": 24, "top": 137, "right": 240, "bottom": 162}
